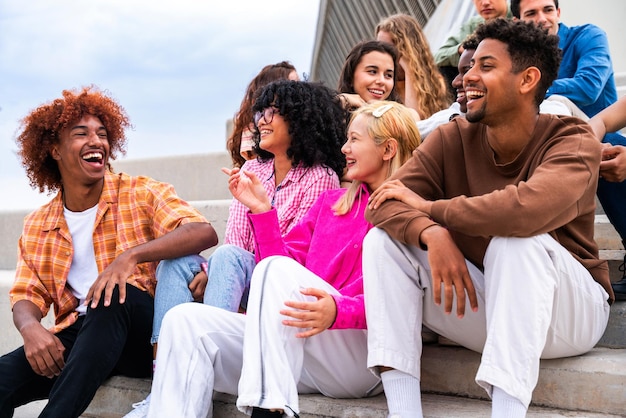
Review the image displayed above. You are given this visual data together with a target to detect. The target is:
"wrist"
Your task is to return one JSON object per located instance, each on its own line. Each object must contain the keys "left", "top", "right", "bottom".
{"left": 250, "top": 202, "right": 272, "bottom": 214}
{"left": 420, "top": 224, "right": 447, "bottom": 248}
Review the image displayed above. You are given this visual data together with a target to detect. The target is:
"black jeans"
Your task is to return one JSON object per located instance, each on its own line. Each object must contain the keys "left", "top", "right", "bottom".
{"left": 0, "top": 284, "right": 153, "bottom": 418}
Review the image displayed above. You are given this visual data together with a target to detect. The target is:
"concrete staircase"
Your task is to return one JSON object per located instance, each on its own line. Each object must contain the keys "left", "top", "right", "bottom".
{"left": 1, "top": 152, "right": 624, "bottom": 418}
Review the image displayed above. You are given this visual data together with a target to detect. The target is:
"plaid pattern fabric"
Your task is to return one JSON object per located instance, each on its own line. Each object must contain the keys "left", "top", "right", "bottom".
{"left": 10, "top": 171, "right": 207, "bottom": 333}
{"left": 225, "top": 159, "right": 340, "bottom": 252}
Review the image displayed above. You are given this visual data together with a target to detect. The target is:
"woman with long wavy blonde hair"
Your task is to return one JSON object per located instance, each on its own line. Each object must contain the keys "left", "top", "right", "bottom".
{"left": 376, "top": 13, "right": 451, "bottom": 119}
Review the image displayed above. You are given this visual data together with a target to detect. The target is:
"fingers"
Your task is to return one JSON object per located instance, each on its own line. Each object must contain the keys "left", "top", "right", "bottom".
{"left": 299, "top": 287, "right": 326, "bottom": 298}
{"left": 454, "top": 280, "right": 466, "bottom": 317}
{"left": 432, "top": 275, "right": 443, "bottom": 307}
{"left": 47, "top": 337, "right": 66, "bottom": 377}
{"left": 280, "top": 289, "right": 336, "bottom": 338}
{"left": 221, "top": 167, "right": 240, "bottom": 176}
{"left": 101, "top": 280, "right": 118, "bottom": 307}
{"left": 443, "top": 278, "right": 455, "bottom": 315}
{"left": 87, "top": 277, "right": 124, "bottom": 308}
{"left": 600, "top": 161, "right": 622, "bottom": 182}
{"left": 368, "top": 180, "right": 413, "bottom": 210}
{"left": 294, "top": 327, "right": 324, "bottom": 338}
{"left": 435, "top": 272, "right": 479, "bottom": 318}
{"left": 280, "top": 310, "right": 325, "bottom": 338}
{"left": 464, "top": 274, "right": 479, "bottom": 314}
{"left": 368, "top": 183, "right": 399, "bottom": 209}
{"left": 117, "top": 279, "right": 126, "bottom": 304}
{"left": 27, "top": 342, "right": 65, "bottom": 378}
{"left": 281, "top": 300, "right": 313, "bottom": 318}
{"left": 242, "top": 169, "right": 260, "bottom": 183}
{"left": 280, "top": 300, "right": 321, "bottom": 335}
{"left": 87, "top": 283, "right": 102, "bottom": 309}
{"left": 189, "top": 271, "right": 208, "bottom": 301}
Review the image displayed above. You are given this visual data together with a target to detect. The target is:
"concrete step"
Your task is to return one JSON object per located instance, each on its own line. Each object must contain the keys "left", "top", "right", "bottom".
{"left": 419, "top": 346, "right": 626, "bottom": 416}
{"left": 81, "top": 346, "right": 626, "bottom": 417}
{"left": 81, "top": 383, "right": 626, "bottom": 417}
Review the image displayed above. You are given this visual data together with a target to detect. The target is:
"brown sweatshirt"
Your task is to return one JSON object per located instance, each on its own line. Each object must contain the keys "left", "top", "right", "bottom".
{"left": 366, "top": 114, "right": 614, "bottom": 304}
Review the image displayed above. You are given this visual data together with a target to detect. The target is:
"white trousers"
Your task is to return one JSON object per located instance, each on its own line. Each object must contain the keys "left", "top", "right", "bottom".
{"left": 363, "top": 229, "right": 610, "bottom": 408}
{"left": 147, "top": 256, "right": 380, "bottom": 418}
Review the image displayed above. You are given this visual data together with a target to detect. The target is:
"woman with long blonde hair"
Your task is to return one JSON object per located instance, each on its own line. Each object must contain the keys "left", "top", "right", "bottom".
{"left": 376, "top": 13, "right": 451, "bottom": 119}
{"left": 141, "top": 101, "right": 421, "bottom": 418}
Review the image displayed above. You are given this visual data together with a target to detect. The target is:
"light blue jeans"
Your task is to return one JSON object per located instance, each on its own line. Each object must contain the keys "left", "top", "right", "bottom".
{"left": 152, "top": 245, "right": 257, "bottom": 344}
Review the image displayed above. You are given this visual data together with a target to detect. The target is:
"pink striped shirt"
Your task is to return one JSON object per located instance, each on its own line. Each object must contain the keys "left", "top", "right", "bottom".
{"left": 225, "top": 158, "right": 340, "bottom": 252}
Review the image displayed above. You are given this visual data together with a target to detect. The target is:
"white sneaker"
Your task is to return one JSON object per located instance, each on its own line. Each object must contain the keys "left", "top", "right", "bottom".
{"left": 123, "top": 393, "right": 151, "bottom": 418}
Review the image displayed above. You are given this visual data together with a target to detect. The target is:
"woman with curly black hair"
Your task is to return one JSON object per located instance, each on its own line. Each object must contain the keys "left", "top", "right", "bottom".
{"left": 125, "top": 81, "right": 348, "bottom": 417}
{"left": 226, "top": 61, "right": 298, "bottom": 168}
{"left": 251, "top": 79, "right": 347, "bottom": 178}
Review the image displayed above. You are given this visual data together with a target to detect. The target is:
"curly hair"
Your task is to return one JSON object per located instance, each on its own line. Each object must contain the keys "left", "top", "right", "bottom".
{"left": 333, "top": 101, "right": 422, "bottom": 215}
{"left": 16, "top": 85, "right": 130, "bottom": 193}
{"left": 474, "top": 18, "right": 562, "bottom": 106}
{"left": 461, "top": 33, "right": 480, "bottom": 52}
{"left": 252, "top": 80, "right": 347, "bottom": 179}
{"left": 227, "top": 61, "right": 297, "bottom": 168}
{"left": 337, "top": 40, "right": 401, "bottom": 103}
{"left": 375, "top": 14, "right": 452, "bottom": 119}
{"left": 511, "top": 0, "right": 559, "bottom": 19}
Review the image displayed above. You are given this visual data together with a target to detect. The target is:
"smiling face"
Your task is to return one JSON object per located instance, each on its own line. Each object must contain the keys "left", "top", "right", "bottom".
{"left": 463, "top": 39, "right": 520, "bottom": 124}
{"left": 452, "top": 48, "right": 475, "bottom": 113}
{"left": 473, "top": 0, "right": 509, "bottom": 19}
{"left": 255, "top": 106, "right": 291, "bottom": 157}
{"left": 342, "top": 113, "right": 389, "bottom": 191}
{"left": 51, "top": 114, "right": 109, "bottom": 188}
{"left": 352, "top": 51, "right": 395, "bottom": 103}
{"left": 517, "top": 0, "right": 560, "bottom": 35}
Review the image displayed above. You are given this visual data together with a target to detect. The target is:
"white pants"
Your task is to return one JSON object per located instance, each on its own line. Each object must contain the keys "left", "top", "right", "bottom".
{"left": 363, "top": 229, "right": 610, "bottom": 408}
{"left": 147, "top": 256, "right": 380, "bottom": 418}
{"left": 546, "top": 94, "right": 590, "bottom": 121}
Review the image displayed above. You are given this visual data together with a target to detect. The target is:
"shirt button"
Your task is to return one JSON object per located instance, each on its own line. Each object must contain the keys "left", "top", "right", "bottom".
{"left": 66, "top": 251, "right": 70, "bottom": 256}
{"left": 354, "top": 244, "right": 358, "bottom": 248}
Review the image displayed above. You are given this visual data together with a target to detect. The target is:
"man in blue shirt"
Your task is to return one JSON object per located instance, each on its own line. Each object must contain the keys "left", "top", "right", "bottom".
{"left": 513, "top": 0, "right": 626, "bottom": 300}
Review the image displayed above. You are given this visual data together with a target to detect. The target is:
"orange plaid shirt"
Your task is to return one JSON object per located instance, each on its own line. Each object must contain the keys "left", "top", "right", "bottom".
{"left": 10, "top": 171, "right": 208, "bottom": 333}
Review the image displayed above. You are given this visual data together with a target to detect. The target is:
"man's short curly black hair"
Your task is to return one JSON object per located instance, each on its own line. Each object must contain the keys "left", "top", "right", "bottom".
{"left": 474, "top": 18, "right": 562, "bottom": 106}
{"left": 252, "top": 80, "right": 347, "bottom": 178}
{"left": 16, "top": 85, "right": 130, "bottom": 193}
{"left": 461, "top": 33, "right": 480, "bottom": 52}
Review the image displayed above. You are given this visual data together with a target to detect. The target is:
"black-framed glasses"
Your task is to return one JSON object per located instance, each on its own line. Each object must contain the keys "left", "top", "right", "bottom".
{"left": 254, "top": 106, "right": 280, "bottom": 126}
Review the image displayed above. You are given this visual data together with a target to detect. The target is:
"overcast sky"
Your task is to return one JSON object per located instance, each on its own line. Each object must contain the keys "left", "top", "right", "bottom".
{"left": 0, "top": 0, "right": 321, "bottom": 209}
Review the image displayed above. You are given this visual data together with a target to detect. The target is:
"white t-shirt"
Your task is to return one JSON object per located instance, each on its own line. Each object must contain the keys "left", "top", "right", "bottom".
{"left": 64, "top": 204, "right": 99, "bottom": 315}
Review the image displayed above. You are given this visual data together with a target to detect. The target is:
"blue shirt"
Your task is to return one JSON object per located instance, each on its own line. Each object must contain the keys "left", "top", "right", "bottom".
{"left": 547, "top": 22, "right": 617, "bottom": 118}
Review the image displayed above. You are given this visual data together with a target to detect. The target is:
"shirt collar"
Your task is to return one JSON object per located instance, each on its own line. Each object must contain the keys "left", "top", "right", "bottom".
{"left": 43, "top": 171, "right": 119, "bottom": 231}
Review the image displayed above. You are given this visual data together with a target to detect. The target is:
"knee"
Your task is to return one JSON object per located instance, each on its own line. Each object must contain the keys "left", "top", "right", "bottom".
{"left": 206, "top": 245, "right": 255, "bottom": 282}
{"left": 486, "top": 236, "right": 524, "bottom": 258}
{"left": 363, "top": 227, "right": 392, "bottom": 254}
{"left": 485, "top": 234, "right": 552, "bottom": 266}
{"left": 253, "top": 256, "right": 297, "bottom": 289}
{"left": 488, "top": 235, "right": 535, "bottom": 251}
{"left": 156, "top": 254, "right": 205, "bottom": 281}
{"left": 209, "top": 244, "right": 247, "bottom": 265}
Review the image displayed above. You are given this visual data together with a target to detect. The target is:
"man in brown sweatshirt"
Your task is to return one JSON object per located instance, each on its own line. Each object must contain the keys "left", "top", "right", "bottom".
{"left": 362, "top": 19, "right": 613, "bottom": 418}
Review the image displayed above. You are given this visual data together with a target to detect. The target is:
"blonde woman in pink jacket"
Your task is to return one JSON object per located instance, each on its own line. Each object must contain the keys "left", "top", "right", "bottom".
{"left": 141, "top": 101, "right": 421, "bottom": 418}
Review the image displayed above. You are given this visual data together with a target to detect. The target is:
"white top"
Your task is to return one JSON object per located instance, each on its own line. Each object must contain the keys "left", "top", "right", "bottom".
{"left": 64, "top": 204, "right": 99, "bottom": 314}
